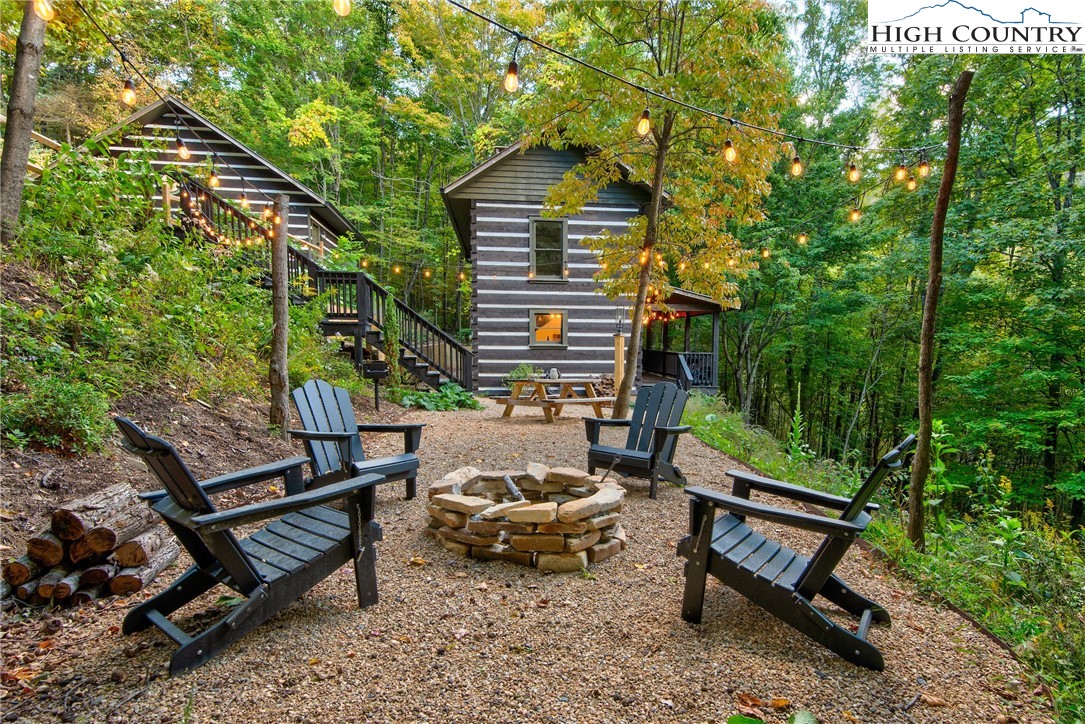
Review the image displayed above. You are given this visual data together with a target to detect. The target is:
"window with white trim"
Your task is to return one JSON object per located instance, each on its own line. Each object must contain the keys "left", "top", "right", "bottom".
{"left": 529, "top": 218, "right": 567, "bottom": 280}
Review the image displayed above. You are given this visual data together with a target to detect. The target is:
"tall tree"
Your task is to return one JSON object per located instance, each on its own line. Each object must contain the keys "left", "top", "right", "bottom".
{"left": 1, "top": 1, "right": 47, "bottom": 242}
{"left": 523, "top": 0, "right": 789, "bottom": 417}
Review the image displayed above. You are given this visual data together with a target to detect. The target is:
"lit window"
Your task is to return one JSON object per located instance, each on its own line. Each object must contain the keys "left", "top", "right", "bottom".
{"left": 530, "top": 218, "right": 567, "bottom": 280}
{"left": 530, "top": 309, "right": 567, "bottom": 348}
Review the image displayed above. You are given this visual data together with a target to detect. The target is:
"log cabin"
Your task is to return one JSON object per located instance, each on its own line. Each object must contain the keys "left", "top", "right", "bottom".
{"left": 442, "top": 142, "right": 722, "bottom": 395}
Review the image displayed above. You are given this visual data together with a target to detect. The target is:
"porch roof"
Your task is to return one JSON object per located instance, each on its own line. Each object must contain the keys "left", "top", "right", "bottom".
{"left": 652, "top": 287, "right": 726, "bottom": 316}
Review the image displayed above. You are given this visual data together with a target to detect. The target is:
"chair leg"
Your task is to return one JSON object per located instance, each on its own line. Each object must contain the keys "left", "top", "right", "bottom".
{"left": 680, "top": 502, "right": 714, "bottom": 624}
{"left": 818, "top": 574, "right": 890, "bottom": 623}
{"left": 123, "top": 565, "right": 217, "bottom": 635}
{"left": 588, "top": 465, "right": 596, "bottom": 475}
{"left": 793, "top": 597, "right": 885, "bottom": 670}
{"left": 649, "top": 471, "right": 659, "bottom": 500}
{"left": 347, "top": 487, "right": 382, "bottom": 608}
{"left": 405, "top": 477, "right": 416, "bottom": 501}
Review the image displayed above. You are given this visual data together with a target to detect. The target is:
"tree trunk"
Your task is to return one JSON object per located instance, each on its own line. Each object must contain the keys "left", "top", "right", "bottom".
{"left": 269, "top": 194, "right": 290, "bottom": 439}
{"left": 614, "top": 119, "right": 673, "bottom": 417}
{"left": 0, "top": 2, "right": 46, "bottom": 243}
{"left": 908, "top": 70, "right": 973, "bottom": 551}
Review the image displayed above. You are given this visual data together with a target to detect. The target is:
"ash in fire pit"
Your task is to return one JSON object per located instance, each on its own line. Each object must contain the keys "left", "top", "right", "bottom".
{"left": 426, "top": 464, "right": 627, "bottom": 572}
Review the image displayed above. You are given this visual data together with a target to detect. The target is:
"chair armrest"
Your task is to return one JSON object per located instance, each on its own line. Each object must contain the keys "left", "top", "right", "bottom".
{"left": 727, "top": 469, "right": 879, "bottom": 513}
{"left": 288, "top": 429, "right": 355, "bottom": 441}
{"left": 356, "top": 423, "right": 425, "bottom": 454}
{"left": 138, "top": 456, "right": 311, "bottom": 503}
{"left": 584, "top": 417, "right": 630, "bottom": 444}
{"left": 651, "top": 425, "right": 692, "bottom": 458}
{"left": 683, "top": 486, "right": 867, "bottom": 538}
{"left": 192, "top": 473, "right": 385, "bottom": 533}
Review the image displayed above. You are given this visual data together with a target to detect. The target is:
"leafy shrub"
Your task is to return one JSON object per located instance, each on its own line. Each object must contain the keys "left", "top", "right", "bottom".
{"left": 501, "top": 363, "right": 544, "bottom": 387}
{"left": 1, "top": 378, "right": 112, "bottom": 451}
{"left": 399, "top": 383, "right": 482, "bottom": 411}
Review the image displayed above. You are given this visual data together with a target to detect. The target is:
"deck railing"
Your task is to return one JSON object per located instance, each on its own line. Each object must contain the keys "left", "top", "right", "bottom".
{"left": 643, "top": 350, "right": 715, "bottom": 390}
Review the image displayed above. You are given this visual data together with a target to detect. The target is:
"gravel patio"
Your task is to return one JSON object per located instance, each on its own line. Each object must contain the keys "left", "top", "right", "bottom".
{"left": 1, "top": 398, "right": 1049, "bottom": 722}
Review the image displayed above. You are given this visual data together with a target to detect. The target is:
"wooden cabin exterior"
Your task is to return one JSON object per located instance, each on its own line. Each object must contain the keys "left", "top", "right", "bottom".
{"left": 442, "top": 143, "right": 722, "bottom": 394}
{"left": 100, "top": 96, "right": 356, "bottom": 256}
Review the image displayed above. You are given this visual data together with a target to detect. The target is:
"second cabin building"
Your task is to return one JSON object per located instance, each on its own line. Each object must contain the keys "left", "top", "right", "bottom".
{"left": 442, "top": 142, "right": 723, "bottom": 395}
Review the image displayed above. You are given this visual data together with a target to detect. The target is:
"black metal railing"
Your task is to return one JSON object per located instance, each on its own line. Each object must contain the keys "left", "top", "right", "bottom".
{"left": 643, "top": 350, "right": 714, "bottom": 390}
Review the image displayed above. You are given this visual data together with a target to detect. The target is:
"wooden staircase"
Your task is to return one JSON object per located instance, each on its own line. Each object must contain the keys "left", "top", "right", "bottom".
{"left": 174, "top": 175, "right": 472, "bottom": 390}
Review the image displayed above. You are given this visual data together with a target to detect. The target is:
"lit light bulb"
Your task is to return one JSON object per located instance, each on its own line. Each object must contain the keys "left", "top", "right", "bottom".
{"left": 850, "top": 207, "right": 862, "bottom": 222}
{"left": 847, "top": 163, "right": 860, "bottom": 183}
{"left": 906, "top": 175, "right": 917, "bottom": 191}
{"left": 797, "top": 232, "right": 809, "bottom": 245}
{"left": 761, "top": 248, "right": 771, "bottom": 259}
{"left": 635, "top": 108, "right": 651, "bottom": 138}
{"left": 240, "top": 193, "right": 249, "bottom": 209}
{"left": 458, "top": 272, "right": 465, "bottom": 281}
{"left": 528, "top": 270, "right": 534, "bottom": 279}
{"left": 424, "top": 269, "right": 431, "bottom": 278}
{"left": 918, "top": 159, "right": 931, "bottom": 178}
{"left": 727, "top": 258, "right": 737, "bottom": 267}
{"left": 121, "top": 79, "right": 137, "bottom": 106}
{"left": 723, "top": 139, "right": 737, "bottom": 164}
{"left": 177, "top": 138, "right": 191, "bottom": 160}
{"left": 273, "top": 215, "right": 281, "bottom": 225}
{"left": 208, "top": 168, "right": 220, "bottom": 187}
{"left": 894, "top": 163, "right": 907, "bottom": 182}
{"left": 394, "top": 265, "right": 401, "bottom": 274}
{"left": 362, "top": 259, "right": 369, "bottom": 268}
{"left": 263, "top": 207, "right": 271, "bottom": 219}
{"left": 33, "top": 0, "right": 55, "bottom": 21}
{"left": 789, "top": 155, "right": 804, "bottom": 177}
{"left": 679, "top": 261, "right": 686, "bottom": 271}
{"left": 333, "top": 0, "right": 351, "bottom": 16}
{"left": 503, "top": 61, "right": 519, "bottom": 93}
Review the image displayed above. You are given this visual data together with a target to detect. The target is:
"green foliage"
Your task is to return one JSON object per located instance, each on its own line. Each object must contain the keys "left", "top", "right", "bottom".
{"left": 399, "top": 383, "right": 481, "bottom": 412}
{"left": 1, "top": 378, "right": 111, "bottom": 452}
{"left": 381, "top": 303, "right": 404, "bottom": 387}
{"left": 501, "top": 363, "right": 544, "bottom": 387}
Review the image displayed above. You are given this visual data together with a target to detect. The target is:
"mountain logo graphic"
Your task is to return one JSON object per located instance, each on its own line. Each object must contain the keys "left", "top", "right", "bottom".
{"left": 883, "top": 0, "right": 1073, "bottom": 25}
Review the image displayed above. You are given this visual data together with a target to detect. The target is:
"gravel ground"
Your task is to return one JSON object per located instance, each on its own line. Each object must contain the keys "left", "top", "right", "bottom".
{"left": 1, "top": 398, "right": 1051, "bottom": 723}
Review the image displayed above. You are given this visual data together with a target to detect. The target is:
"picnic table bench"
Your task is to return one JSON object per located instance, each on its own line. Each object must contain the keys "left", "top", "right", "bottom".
{"left": 496, "top": 378, "right": 614, "bottom": 422}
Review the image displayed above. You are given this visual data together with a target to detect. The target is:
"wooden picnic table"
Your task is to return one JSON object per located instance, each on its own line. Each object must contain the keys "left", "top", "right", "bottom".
{"left": 496, "top": 377, "right": 615, "bottom": 423}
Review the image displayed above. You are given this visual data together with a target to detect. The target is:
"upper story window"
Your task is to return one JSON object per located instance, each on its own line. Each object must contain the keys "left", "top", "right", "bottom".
{"left": 529, "top": 218, "right": 567, "bottom": 281}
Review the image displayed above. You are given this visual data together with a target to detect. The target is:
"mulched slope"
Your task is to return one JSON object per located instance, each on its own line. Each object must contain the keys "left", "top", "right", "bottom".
{"left": 1, "top": 397, "right": 1050, "bottom": 723}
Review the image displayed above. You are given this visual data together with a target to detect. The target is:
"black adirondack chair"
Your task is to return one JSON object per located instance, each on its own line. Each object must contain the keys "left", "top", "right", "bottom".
{"left": 114, "top": 417, "right": 385, "bottom": 676}
{"left": 676, "top": 435, "right": 916, "bottom": 670}
{"left": 290, "top": 379, "right": 424, "bottom": 499}
{"left": 584, "top": 382, "right": 691, "bottom": 499}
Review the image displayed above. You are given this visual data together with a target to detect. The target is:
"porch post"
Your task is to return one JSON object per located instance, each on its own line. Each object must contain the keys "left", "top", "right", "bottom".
{"left": 683, "top": 314, "right": 692, "bottom": 353}
{"left": 646, "top": 318, "right": 656, "bottom": 351}
{"left": 710, "top": 312, "right": 720, "bottom": 389}
{"left": 662, "top": 318, "right": 671, "bottom": 352}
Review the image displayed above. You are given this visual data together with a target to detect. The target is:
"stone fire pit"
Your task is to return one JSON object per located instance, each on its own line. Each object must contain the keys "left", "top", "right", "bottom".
{"left": 425, "top": 464, "right": 627, "bottom": 573}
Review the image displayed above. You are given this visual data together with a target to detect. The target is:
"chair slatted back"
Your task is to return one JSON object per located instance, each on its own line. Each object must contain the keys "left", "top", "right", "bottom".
{"left": 796, "top": 435, "right": 917, "bottom": 599}
{"left": 291, "top": 379, "right": 365, "bottom": 479}
{"left": 627, "top": 383, "right": 688, "bottom": 454}
{"left": 114, "top": 417, "right": 263, "bottom": 593}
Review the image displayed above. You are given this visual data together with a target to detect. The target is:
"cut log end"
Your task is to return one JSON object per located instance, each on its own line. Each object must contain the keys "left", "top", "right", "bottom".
{"left": 27, "top": 532, "right": 65, "bottom": 568}
{"left": 109, "top": 540, "right": 179, "bottom": 597}
{"left": 2, "top": 555, "right": 42, "bottom": 586}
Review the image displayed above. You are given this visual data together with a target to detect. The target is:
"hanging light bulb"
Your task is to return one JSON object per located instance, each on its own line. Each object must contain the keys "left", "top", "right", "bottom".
{"left": 723, "top": 139, "right": 737, "bottom": 164}
{"left": 906, "top": 175, "right": 917, "bottom": 191}
{"left": 176, "top": 137, "right": 191, "bottom": 160}
{"left": 727, "top": 257, "right": 737, "bottom": 267}
{"left": 679, "top": 261, "right": 686, "bottom": 271}
{"left": 849, "top": 207, "right": 862, "bottom": 222}
{"left": 918, "top": 159, "right": 931, "bottom": 178}
{"left": 458, "top": 271, "right": 466, "bottom": 281}
{"left": 797, "top": 231, "right": 809, "bottom": 245}
{"left": 240, "top": 193, "right": 249, "bottom": 209}
{"left": 332, "top": 0, "right": 351, "bottom": 16}
{"left": 894, "top": 163, "right": 908, "bottom": 182}
{"left": 761, "top": 248, "right": 771, "bottom": 259}
{"left": 503, "top": 60, "right": 519, "bottom": 93}
{"left": 635, "top": 108, "right": 651, "bottom": 138}
{"left": 789, "top": 154, "right": 804, "bottom": 178}
{"left": 273, "top": 214, "right": 281, "bottom": 225}
{"left": 361, "top": 259, "right": 369, "bottom": 268}
{"left": 847, "top": 163, "right": 860, "bottom": 183}
{"left": 33, "top": 0, "right": 55, "bottom": 21}
{"left": 393, "top": 265, "right": 401, "bottom": 274}
{"left": 208, "top": 164, "right": 220, "bottom": 188}
{"left": 263, "top": 206, "right": 271, "bottom": 219}
{"left": 121, "top": 79, "right": 137, "bottom": 106}
{"left": 424, "top": 269, "right": 431, "bottom": 278}
{"left": 528, "top": 270, "right": 534, "bottom": 279}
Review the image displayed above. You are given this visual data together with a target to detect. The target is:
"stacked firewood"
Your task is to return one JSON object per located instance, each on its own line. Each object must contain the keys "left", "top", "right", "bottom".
{"left": 1, "top": 483, "right": 179, "bottom": 609}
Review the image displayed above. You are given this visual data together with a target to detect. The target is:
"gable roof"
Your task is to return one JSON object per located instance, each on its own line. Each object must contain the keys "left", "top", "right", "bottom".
{"left": 441, "top": 140, "right": 659, "bottom": 257}
{"left": 97, "top": 96, "right": 360, "bottom": 241}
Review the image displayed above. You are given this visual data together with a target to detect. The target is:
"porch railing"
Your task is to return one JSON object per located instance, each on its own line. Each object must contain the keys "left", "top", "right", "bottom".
{"left": 643, "top": 350, "right": 715, "bottom": 391}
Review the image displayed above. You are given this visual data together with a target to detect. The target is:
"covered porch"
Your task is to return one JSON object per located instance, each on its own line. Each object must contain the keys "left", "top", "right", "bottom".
{"left": 641, "top": 288, "right": 723, "bottom": 392}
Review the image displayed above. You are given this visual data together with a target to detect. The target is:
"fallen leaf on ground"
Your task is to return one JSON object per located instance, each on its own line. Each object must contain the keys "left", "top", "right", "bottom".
{"left": 408, "top": 556, "right": 427, "bottom": 566}
{"left": 920, "top": 693, "right": 948, "bottom": 707}
{"left": 770, "top": 697, "right": 790, "bottom": 708}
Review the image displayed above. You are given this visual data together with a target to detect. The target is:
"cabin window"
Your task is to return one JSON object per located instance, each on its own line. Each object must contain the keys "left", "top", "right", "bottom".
{"left": 529, "top": 218, "right": 567, "bottom": 280}
{"left": 530, "top": 309, "right": 567, "bottom": 348}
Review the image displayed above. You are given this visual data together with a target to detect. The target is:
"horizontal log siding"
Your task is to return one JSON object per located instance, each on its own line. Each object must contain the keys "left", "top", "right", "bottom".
{"left": 470, "top": 200, "right": 636, "bottom": 393}
{"left": 109, "top": 110, "right": 349, "bottom": 246}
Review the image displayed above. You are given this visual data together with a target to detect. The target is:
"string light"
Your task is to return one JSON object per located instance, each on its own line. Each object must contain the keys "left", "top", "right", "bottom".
{"left": 208, "top": 160, "right": 220, "bottom": 188}
{"left": 635, "top": 107, "right": 651, "bottom": 138}
{"left": 679, "top": 261, "right": 686, "bottom": 271}
{"left": 394, "top": 265, "right": 401, "bottom": 274}
{"left": 33, "top": 0, "right": 55, "bottom": 21}
{"left": 361, "top": 259, "right": 369, "bottom": 268}
{"left": 906, "top": 175, "right": 917, "bottom": 191}
{"left": 458, "top": 271, "right": 466, "bottom": 281}
{"left": 918, "top": 158, "right": 931, "bottom": 178}
{"left": 847, "top": 163, "right": 860, "bottom": 183}
{"left": 789, "top": 153, "right": 804, "bottom": 178}
{"left": 273, "top": 214, "right": 281, "bottom": 225}
{"left": 849, "top": 206, "right": 862, "bottom": 223}
{"left": 797, "top": 231, "right": 809, "bottom": 245}
{"left": 528, "top": 270, "right": 534, "bottom": 279}
{"left": 761, "top": 248, "right": 771, "bottom": 259}
{"left": 333, "top": 0, "right": 351, "bottom": 16}
{"left": 121, "top": 78, "right": 137, "bottom": 106}
{"left": 894, "top": 163, "right": 908, "bottom": 182}
{"left": 176, "top": 137, "right": 191, "bottom": 160}
{"left": 424, "top": 269, "right": 431, "bottom": 278}
{"left": 240, "top": 193, "right": 249, "bottom": 209}
{"left": 502, "top": 60, "right": 520, "bottom": 93}
{"left": 723, "top": 139, "right": 737, "bottom": 164}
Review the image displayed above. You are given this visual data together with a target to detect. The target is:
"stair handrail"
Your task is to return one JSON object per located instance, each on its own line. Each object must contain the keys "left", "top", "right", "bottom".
{"left": 676, "top": 353, "right": 694, "bottom": 392}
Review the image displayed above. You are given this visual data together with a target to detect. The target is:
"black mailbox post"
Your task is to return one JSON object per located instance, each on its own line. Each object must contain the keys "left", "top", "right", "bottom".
{"left": 362, "top": 360, "right": 390, "bottom": 411}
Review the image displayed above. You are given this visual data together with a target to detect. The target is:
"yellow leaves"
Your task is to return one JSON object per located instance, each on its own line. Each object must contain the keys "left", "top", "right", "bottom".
{"left": 287, "top": 99, "right": 341, "bottom": 148}
{"left": 382, "top": 96, "right": 451, "bottom": 136}
{"left": 407, "top": 555, "right": 427, "bottom": 566}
